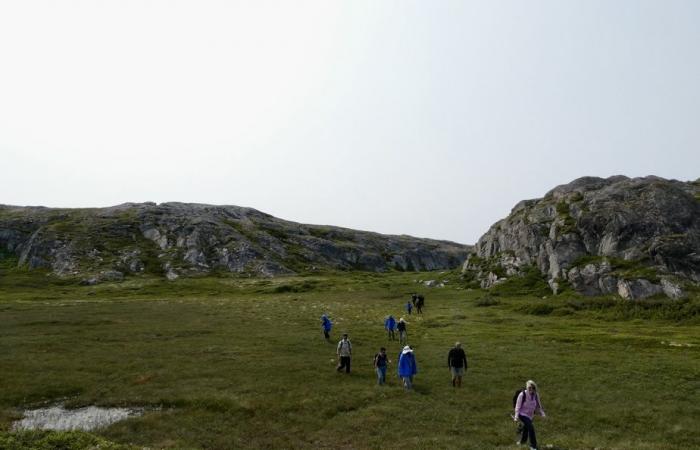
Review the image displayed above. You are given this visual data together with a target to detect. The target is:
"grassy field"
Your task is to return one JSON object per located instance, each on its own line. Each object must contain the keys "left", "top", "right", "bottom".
{"left": 0, "top": 270, "right": 699, "bottom": 449}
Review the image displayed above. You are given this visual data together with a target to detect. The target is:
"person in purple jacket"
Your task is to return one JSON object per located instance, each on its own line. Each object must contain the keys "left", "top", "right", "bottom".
{"left": 514, "top": 380, "right": 546, "bottom": 450}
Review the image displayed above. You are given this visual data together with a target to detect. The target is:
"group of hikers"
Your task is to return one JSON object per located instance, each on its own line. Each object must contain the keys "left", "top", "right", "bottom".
{"left": 320, "top": 292, "right": 546, "bottom": 450}
{"left": 405, "top": 292, "right": 424, "bottom": 315}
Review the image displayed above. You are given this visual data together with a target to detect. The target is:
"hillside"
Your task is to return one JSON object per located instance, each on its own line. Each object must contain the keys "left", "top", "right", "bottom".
{"left": 0, "top": 202, "right": 470, "bottom": 281}
{"left": 462, "top": 176, "right": 700, "bottom": 299}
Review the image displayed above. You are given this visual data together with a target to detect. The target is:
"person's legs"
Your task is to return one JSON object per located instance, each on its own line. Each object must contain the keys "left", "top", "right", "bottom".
{"left": 518, "top": 415, "right": 535, "bottom": 447}
{"left": 456, "top": 375, "right": 462, "bottom": 388}
{"left": 526, "top": 420, "right": 537, "bottom": 449}
{"left": 377, "top": 367, "right": 386, "bottom": 385}
{"left": 345, "top": 357, "right": 351, "bottom": 373}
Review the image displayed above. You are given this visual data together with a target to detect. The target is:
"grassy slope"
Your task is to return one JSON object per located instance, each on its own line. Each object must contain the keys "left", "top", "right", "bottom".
{"left": 0, "top": 271, "right": 698, "bottom": 450}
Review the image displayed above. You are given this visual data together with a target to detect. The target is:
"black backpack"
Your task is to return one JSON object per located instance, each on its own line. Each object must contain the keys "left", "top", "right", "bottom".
{"left": 512, "top": 389, "right": 524, "bottom": 408}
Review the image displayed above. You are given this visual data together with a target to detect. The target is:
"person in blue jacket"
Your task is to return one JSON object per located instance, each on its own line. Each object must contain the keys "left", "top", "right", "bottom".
{"left": 405, "top": 301, "right": 413, "bottom": 315}
{"left": 397, "top": 345, "right": 418, "bottom": 390}
{"left": 321, "top": 314, "right": 332, "bottom": 340}
{"left": 384, "top": 315, "right": 396, "bottom": 340}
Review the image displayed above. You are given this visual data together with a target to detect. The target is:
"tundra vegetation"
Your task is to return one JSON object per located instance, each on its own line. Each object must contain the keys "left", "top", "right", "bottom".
{"left": 0, "top": 263, "right": 698, "bottom": 449}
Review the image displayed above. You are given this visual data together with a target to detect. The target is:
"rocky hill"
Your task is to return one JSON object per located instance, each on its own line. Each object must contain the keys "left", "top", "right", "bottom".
{"left": 462, "top": 176, "right": 700, "bottom": 300}
{"left": 0, "top": 202, "right": 470, "bottom": 282}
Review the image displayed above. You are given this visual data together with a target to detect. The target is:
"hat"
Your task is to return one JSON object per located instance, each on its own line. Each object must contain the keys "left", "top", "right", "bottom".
{"left": 402, "top": 345, "right": 412, "bottom": 354}
{"left": 399, "top": 317, "right": 405, "bottom": 322}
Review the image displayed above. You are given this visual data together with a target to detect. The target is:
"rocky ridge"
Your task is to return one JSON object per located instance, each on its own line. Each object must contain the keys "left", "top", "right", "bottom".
{"left": 0, "top": 202, "right": 470, "bottom": 281}
{"left": 462, "top": 176, "right": 700, "bottom": 300}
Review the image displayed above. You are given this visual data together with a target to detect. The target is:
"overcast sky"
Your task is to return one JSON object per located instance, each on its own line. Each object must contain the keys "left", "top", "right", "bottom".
{"left": 1, "top": 1, "right": 698, "bottom": 244}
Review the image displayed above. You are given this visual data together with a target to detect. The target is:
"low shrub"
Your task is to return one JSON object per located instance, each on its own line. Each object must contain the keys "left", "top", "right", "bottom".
{"left": 475, "top": 296, "right": 499, "bottom": 307}
{"left": 490, "top": 266, "right": 550, "bottom": 297}
{"left": 518, "top": 303, "right": 555, "bottom": 316}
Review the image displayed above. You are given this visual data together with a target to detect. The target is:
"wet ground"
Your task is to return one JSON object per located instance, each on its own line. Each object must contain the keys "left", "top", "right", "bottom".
{"left": 13, "top": 405, "right": 143, "bottom": 431}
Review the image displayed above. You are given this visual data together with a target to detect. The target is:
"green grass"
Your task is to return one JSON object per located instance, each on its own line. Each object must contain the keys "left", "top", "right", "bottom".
{"left": 0, "top": 271, "right": 699, "bottom": 449}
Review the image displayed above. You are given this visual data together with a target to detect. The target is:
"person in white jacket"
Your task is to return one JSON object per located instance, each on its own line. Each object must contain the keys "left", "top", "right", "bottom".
{"left": 336, "top": 333, "right": 352, "bottom": 373}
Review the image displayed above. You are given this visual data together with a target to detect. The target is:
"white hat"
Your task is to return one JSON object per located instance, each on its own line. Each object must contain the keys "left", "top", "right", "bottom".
{"left": 402, "top": 345, "right": 412, "bottom": 354}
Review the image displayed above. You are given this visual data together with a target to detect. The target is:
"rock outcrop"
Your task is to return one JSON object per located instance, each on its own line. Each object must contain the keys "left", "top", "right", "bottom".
{"left": 0, "top": 202, "right": 470, "bottom": 280}
{"left": 462, "top": 176, "right": 700, "bottom": 299}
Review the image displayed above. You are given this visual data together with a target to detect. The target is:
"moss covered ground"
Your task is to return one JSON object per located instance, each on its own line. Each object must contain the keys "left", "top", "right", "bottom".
{"left": 0, "top": 270, "right": 698, "bottom": 449}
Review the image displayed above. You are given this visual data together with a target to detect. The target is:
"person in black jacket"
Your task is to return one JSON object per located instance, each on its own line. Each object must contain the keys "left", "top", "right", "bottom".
{"left": 447, "top": 342, "right": 468, "bottom": 387}
{"left": 397, "top": 317, "right": 408, "bottom": 346}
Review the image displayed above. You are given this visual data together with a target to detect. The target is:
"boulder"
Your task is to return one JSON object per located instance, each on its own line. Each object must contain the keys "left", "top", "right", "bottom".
{"left": 462, "top": 176, "right": 700, "bottom": 299}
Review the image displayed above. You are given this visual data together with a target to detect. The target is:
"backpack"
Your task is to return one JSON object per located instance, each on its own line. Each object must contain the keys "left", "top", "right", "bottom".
{"left": 512, "top": 389, "right": 524, "bottom": 408}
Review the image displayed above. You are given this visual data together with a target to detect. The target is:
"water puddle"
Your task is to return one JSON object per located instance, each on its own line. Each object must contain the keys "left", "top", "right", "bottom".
{"left": 13, "top": 405, "right": 143, "bottom": 431}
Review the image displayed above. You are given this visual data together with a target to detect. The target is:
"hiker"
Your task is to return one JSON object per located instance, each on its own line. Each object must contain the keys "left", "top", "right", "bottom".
{"left": 384, "top": 315, "right": 396, "bottom": 340}
{"left": 447, "top": 342, "right": 468, "bottom": 387}
{"left": 405, "top": 300, "right": 413, "bottom": 315}
{"left": 411, "top": 293, "right": 418, "bottom": 307}
{"left": 336, "top": 333, "right": 352, "bottom": 373}
{"left": 397, "top": 345, "right": 417, "bottom": 390}
{"left": 397, "top": 317, "right": 408, "bottom": 345}
{"left": 373, "top": 347, "right": 390, "bottom": 385}
{"left": 514, "top": 380, "right": 546, "bottom": 450}
{"left": 321, "top": 314, "right": 332, "bottom": 340}
{"left": 416, "top": 294, "right": 425, "bottom": 314}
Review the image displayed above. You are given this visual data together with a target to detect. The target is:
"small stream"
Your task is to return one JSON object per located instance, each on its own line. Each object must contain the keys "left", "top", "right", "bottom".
{"left": 13, "top": 405, "right": 143, "bottom": 431}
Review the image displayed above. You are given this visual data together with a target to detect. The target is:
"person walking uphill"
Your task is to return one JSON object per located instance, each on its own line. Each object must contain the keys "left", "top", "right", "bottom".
{"left": 336, "top": 333, "right": 352, "bottom": 373}
{"left": 397, "top": 317, "right": 408, "bottom": 346}
{"left": 514, "top": 380, "right": 546, "bottom": 450}
{"left": 384, "top": 315, "right": 396, "bottom": 341}
{"left": 397, "top": 346, "right": 417, "bottom": 390}
{"left": 373, "top": 347, "right": 390, "bottom": 385}
{"left": 447, "top": 342, "right": 468, "bottom": 387}
{"left": 321, "top": 314, "right": 332, "bottom": 340}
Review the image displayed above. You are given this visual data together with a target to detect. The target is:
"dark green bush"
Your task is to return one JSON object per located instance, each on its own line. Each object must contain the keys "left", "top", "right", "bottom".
{"left": 475, "top": 296, "right": 500, "bottom": 307}
{"left": 491, "top": 266, "right": 550, "bottom": 297}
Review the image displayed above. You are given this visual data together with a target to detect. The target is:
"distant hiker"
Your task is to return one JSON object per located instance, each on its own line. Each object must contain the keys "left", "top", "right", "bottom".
{"left": 447, "top": 342, "right": 468, "bottom": 387}
{"left": 336, "top": 333, "right": 352, "bottom": 373}
{"left": 321, "top": 314, "right": 332, "bottom": 340}
{"left": 384, "top": 315, "right": 397, "bottom": 340}
{"left": 514, "top": 380, "right": 546, "bottom": 450}
{"left": 397, "top": 345, "right": 417, "bottom": 390}
{"left": 405, "top": 301, "right": 413, "bottom": 315}
{"left": 416, "top": 294, "right": 425, "bottom": 314}
{"left": 397, "top": 317, "right": 408, "bottom": 345}
{"left": 373, "top": 347, "right": 390, "bottom": 385}
{"left": 411, "top": 293, "right": 418, "bottom": 307}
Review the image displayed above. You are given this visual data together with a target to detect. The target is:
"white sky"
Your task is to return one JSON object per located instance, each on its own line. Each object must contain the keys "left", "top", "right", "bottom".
{"left": 1, "top": 1, "right": 698, "bottom": 244}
